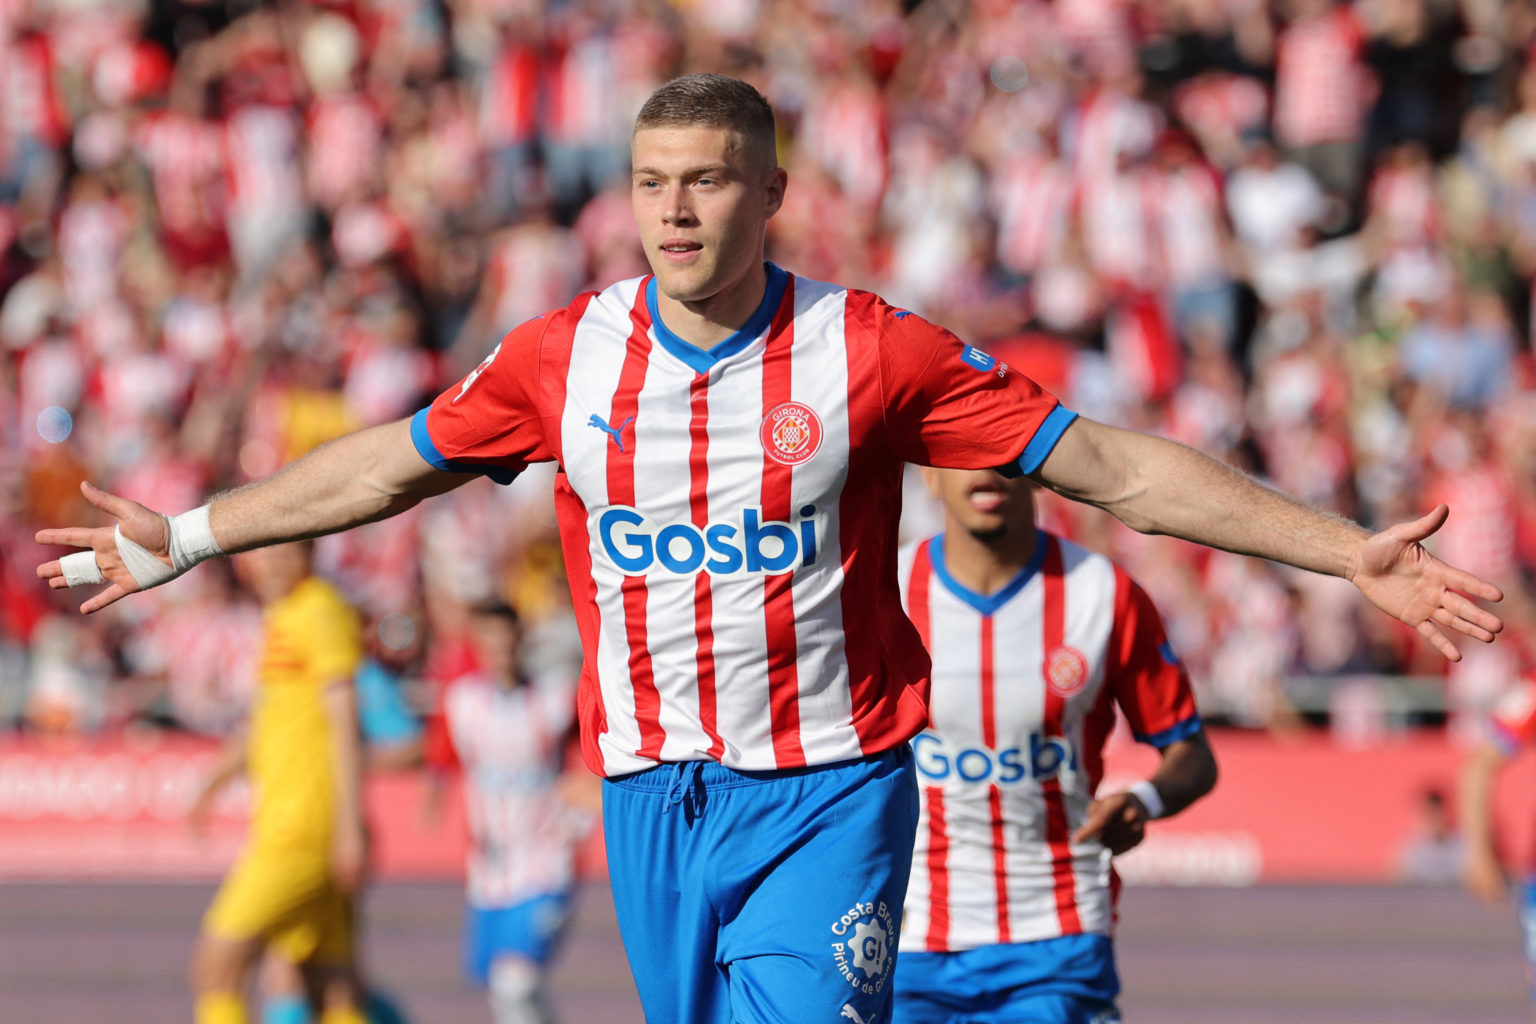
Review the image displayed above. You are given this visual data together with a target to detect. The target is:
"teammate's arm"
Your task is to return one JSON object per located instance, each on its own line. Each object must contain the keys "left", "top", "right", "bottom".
{"left": 36, "top": 417, "right": 467, "bottom": 614}
{"left": 1031, "top": 417, "right": 1503, "bottom": 661}
{"left": 1071, "top": 730, "right": 1218, "bottom": 855}
{"left": 187, "top": 729, "right": 249, "bottom": 838}
{"left": 322, "top": 675, "right": 367, "bottom": 895}
{"left": 1460, "top": 739, "right": 1509, "bottom": 904}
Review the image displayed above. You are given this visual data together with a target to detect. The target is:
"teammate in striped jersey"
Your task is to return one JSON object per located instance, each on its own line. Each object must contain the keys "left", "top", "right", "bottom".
{"left": 41, "top": 74, "right": 1503, "bottom": 1024}
{"left": 424, "top": 601, "right": 582, "bottom": 1024}
{"left": 895, "top": 468, "right": 1217, "bottom": 1024}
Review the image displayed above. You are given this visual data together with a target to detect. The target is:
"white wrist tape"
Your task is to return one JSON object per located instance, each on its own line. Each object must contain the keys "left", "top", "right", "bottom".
{"left": 167, "top": 505, "right": 222, "bottom": 573}
{"left": 60, "top": 551, "right": 106, "bottom": 587}
{"left": 1126, "top": 779, "right": 1165, "bottom": 820}
{"left": 115, "top": 523, "right": 177, "bottom": 588}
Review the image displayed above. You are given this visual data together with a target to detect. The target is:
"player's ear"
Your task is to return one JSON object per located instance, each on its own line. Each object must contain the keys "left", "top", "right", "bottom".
{"left": 763, "top": 166, "right": 787, "bottom": 218}
{"left": 919, "top": 466, "right": 941, "bottom": 499}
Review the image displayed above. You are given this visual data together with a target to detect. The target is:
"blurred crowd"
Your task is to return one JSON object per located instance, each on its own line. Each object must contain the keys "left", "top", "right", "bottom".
{"left": 2, "top": 0, "right": 1534, "bottom": 743}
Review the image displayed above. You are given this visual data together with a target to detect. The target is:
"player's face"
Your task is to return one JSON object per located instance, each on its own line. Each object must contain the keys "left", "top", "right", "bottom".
{"left": 471, "top": 615, "right": 522, "bottom": 686}
{"left": 631, "top": 125, "right": 785, "bottom": 311}
{"left": 923, "top": 468, "right": 1036, "bottom": 541}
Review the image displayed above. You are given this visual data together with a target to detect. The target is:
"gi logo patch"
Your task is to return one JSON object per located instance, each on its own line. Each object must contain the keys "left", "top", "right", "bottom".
{"left": 831, "top": 899, "right": 894, "bottom": 997}
{"left": 1044, "top": 646, "right": 1089, "bottom": 698}
{"left": 760, "top": 401, "right": 823, "bottom": 466}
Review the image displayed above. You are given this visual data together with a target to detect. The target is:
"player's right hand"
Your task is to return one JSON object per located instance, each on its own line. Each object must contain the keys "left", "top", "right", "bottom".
{"left": 34, "top": 481, "right": 171, "bottom": 614}
{"left": 1072, "top": 791, "right": 1148, "bottom": 855}
{"left": 1463, "top": 849, "right": 1507, "bottom": 905}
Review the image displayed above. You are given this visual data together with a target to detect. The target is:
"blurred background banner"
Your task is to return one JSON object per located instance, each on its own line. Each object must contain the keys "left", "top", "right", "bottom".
{"left": 3, "top": 726, "right": 1528, "bottom": 886}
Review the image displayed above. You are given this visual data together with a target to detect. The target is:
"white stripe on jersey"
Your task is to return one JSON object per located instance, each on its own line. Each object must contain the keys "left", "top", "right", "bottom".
{"left": 898, "top": 535, "right": 1120, "bottom": 950}
{"left": 560, "top": 278, "right": 651, "bottom": 768}
{"left": 783, "top": 278, "right": 858, "bottom": 766}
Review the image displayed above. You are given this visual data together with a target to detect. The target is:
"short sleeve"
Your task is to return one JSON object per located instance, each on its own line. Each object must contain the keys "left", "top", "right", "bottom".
{"left": 1490, "top": 678, "right": 1536, "bottom": 754}
{"left": 411, "top": 311, "right": 561, "bottom": 484}
{"left": 873, "top": 298, "right": 1077, "bottom": 474}
{"left": 1105, "top": 570, "right": 1202, "bottom": 748}
{"left": 302, "top": 585, "right": 365, "bottom": 685}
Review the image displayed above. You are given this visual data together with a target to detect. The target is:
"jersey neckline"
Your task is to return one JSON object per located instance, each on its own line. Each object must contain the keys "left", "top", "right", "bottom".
{"left": 645, "top": 262, "right": 789, "bottom": 374}
{"left": 929, "top": 533, "right": 1049, "bottom": 617}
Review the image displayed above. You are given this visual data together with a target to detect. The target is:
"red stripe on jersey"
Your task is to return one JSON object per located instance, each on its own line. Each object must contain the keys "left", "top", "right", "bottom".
{"left": 760, "top": 285, "right": 806, "bottom": 768}
{"left": 980, "top": 616, "right": 997, "bottom": 747}
{"left": 924, "top": 784, "right": 951, "bottom": 951}
{"left": 1041, "top": 536, "right": 1083, "bottom": 934}
{"left": 980, "top": 617, "right": 1011, "bottom": 941}
{"left": 907, "top": 539, "right": 934, "bottom": 651}
{"left": 689, "top": 374, "right": 725, "bottom": 760}
{"left": 988, "top": 785, "right": 1011, "bottom": 942}
{"left": 610, "top": 294, "right": 665, "bottom": 760}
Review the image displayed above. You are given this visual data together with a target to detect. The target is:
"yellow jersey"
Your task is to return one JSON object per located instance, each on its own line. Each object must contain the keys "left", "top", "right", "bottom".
{"left": 248, "top": 575, "right": 363, "bottom": 850}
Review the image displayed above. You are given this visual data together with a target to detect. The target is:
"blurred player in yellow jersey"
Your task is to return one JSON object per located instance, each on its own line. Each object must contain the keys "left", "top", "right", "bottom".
{"left": 190, "top": 541, "right": 368, "bottom": 1024}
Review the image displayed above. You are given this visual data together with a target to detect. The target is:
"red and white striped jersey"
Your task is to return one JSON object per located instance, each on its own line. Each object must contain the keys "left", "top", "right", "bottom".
{"left": 1274, "top": 6, "right": 1366, "bottom": 148}
{"left": 415, "top": 266, "right": 1073, "bottom": 777}
{"left": 437, "top": 673, "right": 580, "bottom": 908}
{"left": 898, "top": 532, "right": 1200, "bottom": 951}
{"left": 1490, "top": 672, "right": 1536, "bottom": 753}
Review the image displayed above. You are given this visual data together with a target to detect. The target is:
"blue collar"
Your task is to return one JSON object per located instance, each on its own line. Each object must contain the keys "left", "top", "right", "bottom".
{"left": 646, "top": 263, "right": 789, "bottom": 374}
{"left": 929, "top": 533, "right": 1047, "bottom": 617}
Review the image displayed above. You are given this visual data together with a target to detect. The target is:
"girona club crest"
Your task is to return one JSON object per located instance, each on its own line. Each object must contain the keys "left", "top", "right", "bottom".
{"left": 760, "top": 402, "right": 824, "bottom": 466}
{"left": 1043, "top": 646, "right": 1089, "bottom": 698}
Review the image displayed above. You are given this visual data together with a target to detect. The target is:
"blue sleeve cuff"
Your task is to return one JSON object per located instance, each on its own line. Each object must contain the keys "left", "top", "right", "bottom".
{"left": 1135, "top": 715, "right": 1204, "bottom": 749}
{"left": 997, "top": 405, "right": 1078, "bottom": 478}
{"left": 410, "top": 408, "right": 520, "bottom": 486}
{"left": 1490, "top": 721, "right": 1522, "bottom": 757}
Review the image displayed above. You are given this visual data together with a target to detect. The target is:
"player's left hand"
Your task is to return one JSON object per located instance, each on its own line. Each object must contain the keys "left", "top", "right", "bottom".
{"left": 1347, "top": 505, "right": 1503, "bottom": 662}
{"left": 1072, "top": 791, "right": 1149, "bottom": 855}
{"left": 34, "top": 482, "right": 171, "bottom": 614}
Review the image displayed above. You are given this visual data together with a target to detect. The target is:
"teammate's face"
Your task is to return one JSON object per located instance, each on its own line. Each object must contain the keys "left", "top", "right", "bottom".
{"left": 471, "top": 615, "right": 522, "bottom": 687}
{"left": 631, "top": 124, "right": 785, "bottom": 312}
{"left": 922, "top": 468, "right": 1036, "bottom": 541}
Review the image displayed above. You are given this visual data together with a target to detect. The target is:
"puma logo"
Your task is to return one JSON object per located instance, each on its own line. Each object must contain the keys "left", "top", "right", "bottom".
{"left": 588, "top": 414, "right": 634, "bottom": 453}
{"left": 840, "top": 1005, "right": 869, "bottom": 1024}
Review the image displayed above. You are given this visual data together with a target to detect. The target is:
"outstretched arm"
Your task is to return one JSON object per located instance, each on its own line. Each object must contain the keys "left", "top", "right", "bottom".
{"left": 1033, "top": 417, "right": 1503, "bottom": 660}
{"left": 37, "top": 417, "right": 469, "bottom": 613}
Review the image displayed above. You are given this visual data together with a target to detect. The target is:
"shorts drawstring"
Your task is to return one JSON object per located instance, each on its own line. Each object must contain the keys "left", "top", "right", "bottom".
{"left": 662, "top": 761, "right": 706, "bottom": 818}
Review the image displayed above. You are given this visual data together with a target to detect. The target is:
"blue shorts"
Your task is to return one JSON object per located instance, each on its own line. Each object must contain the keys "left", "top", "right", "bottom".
{"left": 463, "top": 890, "right": 571, "bottom": 985}
{"left": 603, "top": 745, "right": 919, "bottom": 1024}
{"left": 893, "top": 935, "right": 1121, "bottom": 1024}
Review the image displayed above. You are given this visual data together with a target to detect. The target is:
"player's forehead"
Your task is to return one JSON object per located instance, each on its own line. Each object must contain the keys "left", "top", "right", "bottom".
{"left": 631, "top": 123, "right": 753, "bottom": 175}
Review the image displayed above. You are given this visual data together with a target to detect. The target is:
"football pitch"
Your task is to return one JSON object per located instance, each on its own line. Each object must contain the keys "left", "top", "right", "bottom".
{"left": 0, "top": 881, "right": 1526, "bottom": 1022}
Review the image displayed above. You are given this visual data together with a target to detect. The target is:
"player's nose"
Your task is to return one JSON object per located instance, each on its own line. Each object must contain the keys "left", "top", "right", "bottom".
{"left": 662, "top": 186, "right": 696, "bottom": 225}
